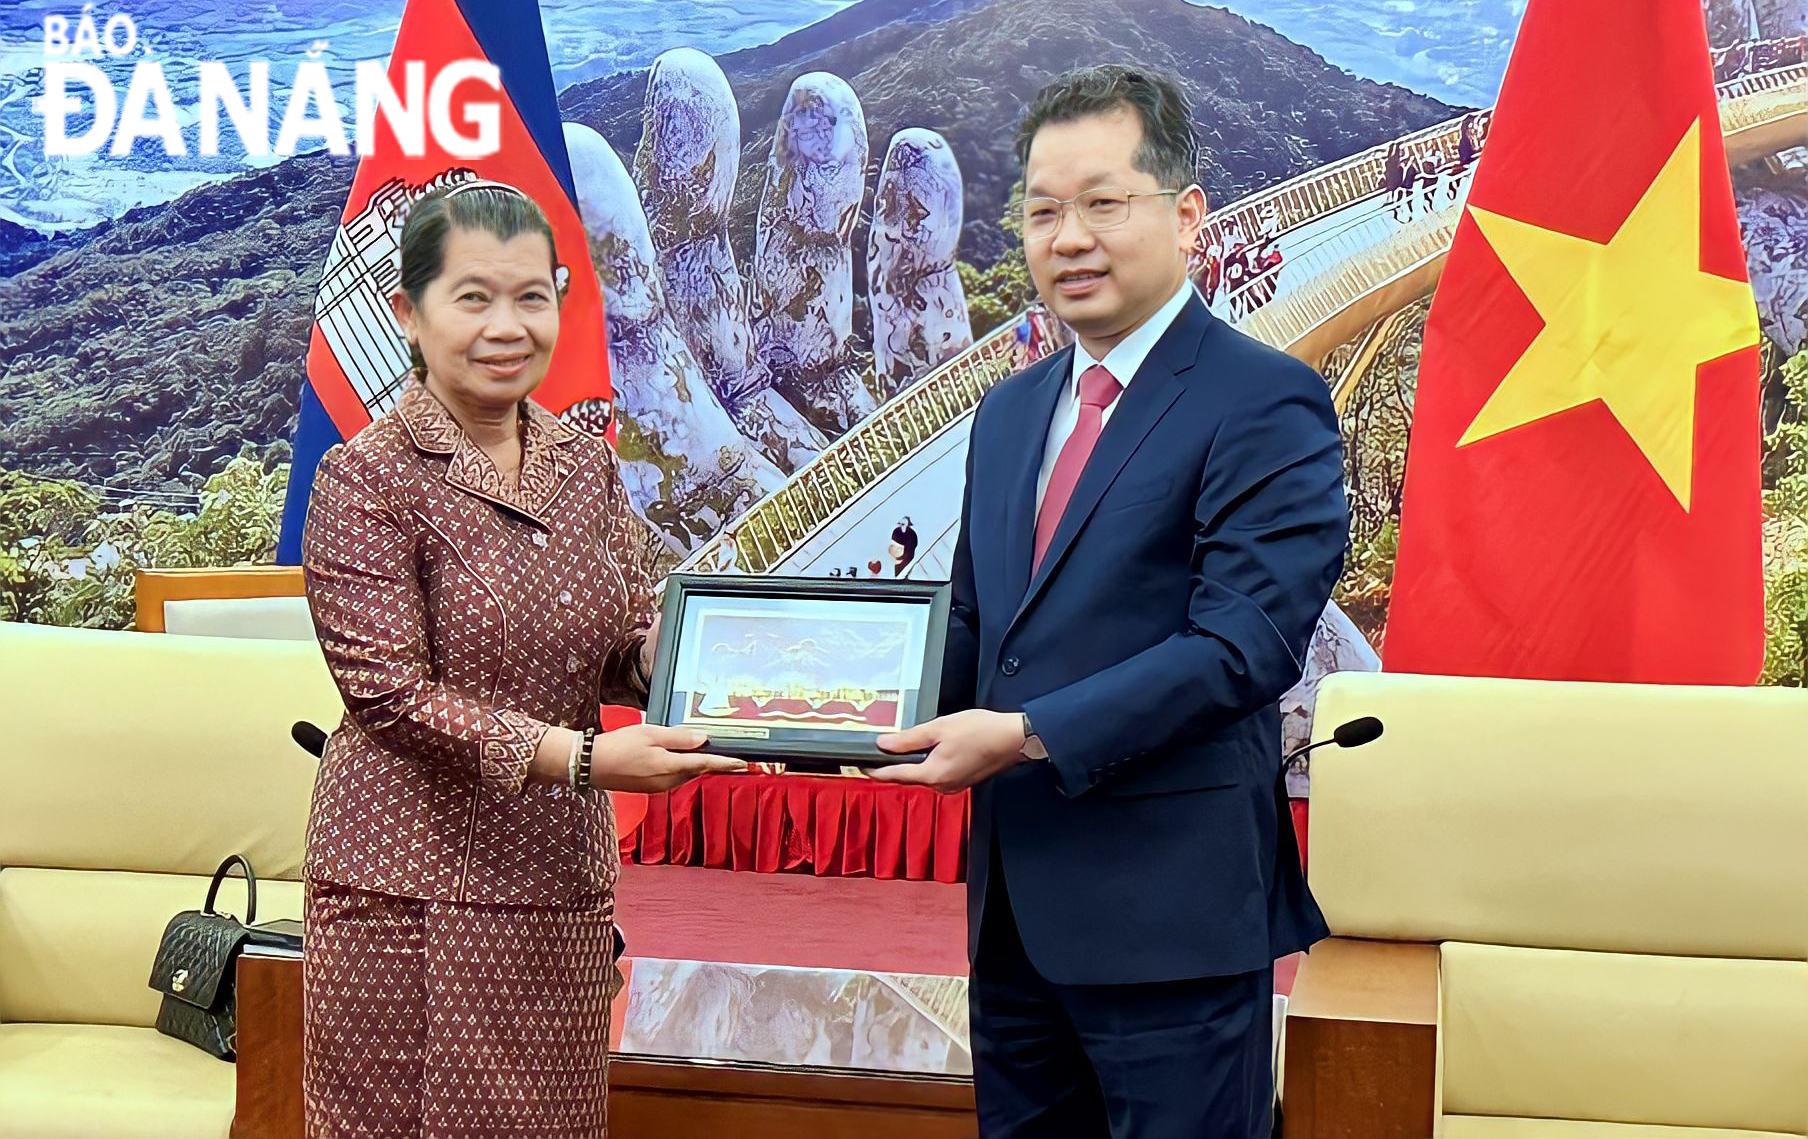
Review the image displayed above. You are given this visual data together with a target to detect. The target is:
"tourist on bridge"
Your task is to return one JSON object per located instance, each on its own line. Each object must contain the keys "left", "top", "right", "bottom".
{"left": 1384, "top": 140, "right": 1411, "bottom": 219}
{"left": 889, "top": 516, "right": 919, "bottom": 576}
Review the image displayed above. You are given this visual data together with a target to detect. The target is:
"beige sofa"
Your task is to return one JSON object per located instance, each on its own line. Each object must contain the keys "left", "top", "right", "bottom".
{"left": 1284, "top": 670, "right": 1808, "bottom": 1138}
{"left": 0, "top": 621, "right": 341, "bottom": 1139}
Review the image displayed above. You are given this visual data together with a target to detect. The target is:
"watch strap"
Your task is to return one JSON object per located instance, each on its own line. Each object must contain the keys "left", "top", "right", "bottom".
{"left": 1020, "top": 711, "right": 1048, "bottom": 761}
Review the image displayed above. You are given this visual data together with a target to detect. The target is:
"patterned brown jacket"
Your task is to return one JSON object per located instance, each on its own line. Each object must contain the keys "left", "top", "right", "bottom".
{"left": 302, "top": 384, "right": 654, "bottom": 905}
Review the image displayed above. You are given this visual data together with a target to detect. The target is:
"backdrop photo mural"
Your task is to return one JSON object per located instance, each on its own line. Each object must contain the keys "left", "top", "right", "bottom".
{"left": 3, "top": 0, "right": 1805, "bottom": 777}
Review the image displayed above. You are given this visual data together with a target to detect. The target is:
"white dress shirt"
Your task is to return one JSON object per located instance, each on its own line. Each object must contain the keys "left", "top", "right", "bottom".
{"left": 1036, "top": 280, "right": 1198, "bottom": 510}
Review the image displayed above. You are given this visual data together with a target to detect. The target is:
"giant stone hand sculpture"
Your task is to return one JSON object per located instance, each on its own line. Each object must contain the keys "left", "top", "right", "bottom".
{"left": 634, "top": 49, "right": 828, "bottom": 473}
{"left": 753, "top": 72, "right": 878, "bottom": 438}
{"left": 868, "top": 127, "right": 974, "bottom": 397}
{"left": 564, "top": 121, "right": 786, "bottom": 552}
{"left": 565, "top": 49, "right": 977, "bottom": 550}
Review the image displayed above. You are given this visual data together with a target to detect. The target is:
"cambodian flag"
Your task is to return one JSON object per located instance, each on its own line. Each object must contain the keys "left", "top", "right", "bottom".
{"left": 275, "top": 0, "right": 611, "bottom": 561}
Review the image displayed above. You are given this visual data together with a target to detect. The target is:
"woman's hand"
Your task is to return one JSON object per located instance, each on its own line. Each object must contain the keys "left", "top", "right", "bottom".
{"left": 591, "top": 724, "right": 745, "bottom": 793}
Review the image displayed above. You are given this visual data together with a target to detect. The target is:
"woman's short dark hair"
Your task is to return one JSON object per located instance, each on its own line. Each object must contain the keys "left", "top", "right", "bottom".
{"left": 396, "top": 182, "right": 558, "bottom": 305}
{"left": 1014, "top": 65, "right": 1200, "bottom": 190}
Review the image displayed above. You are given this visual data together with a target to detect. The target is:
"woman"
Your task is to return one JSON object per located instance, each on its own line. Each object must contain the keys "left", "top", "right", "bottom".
{"left": 300, "top": 181, "right": 743, "bottom": 1138}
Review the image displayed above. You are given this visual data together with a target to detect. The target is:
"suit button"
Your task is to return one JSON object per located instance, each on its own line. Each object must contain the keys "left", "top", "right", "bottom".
{"left": 1001, "top": 656, "right": 1020, "bottom": 676}
{"left": 558, "top": 589, "right": 573, "bottom": 605}
{"left": 532, "top": 531, "right": 549, "bottom": 548}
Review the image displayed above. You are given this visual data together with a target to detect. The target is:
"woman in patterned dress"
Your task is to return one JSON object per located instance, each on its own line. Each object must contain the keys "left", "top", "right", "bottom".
{"left": 300, "top": 183, "right": 745, "bottom": 1138}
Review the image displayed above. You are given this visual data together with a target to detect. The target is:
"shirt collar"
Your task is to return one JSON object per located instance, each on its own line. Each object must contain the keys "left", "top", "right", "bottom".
{"left": 397, "top": 382, "right": 580, "bottom": 526}
{"left": 398, "top": 382, "right": 579, "bottom": 455}
{"left": 1069, "top": 280, "right": 1197, "bottom": 395}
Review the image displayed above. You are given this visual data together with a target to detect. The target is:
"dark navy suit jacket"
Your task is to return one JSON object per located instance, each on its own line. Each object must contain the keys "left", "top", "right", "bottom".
{"left": 943, "top": 294, "right": 1346, "bottom": 986}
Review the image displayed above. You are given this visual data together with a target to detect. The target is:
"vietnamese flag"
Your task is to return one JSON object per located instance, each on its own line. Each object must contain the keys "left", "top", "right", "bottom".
{"left": 1382, "top": 0, "right": 1764, "bottom": 684}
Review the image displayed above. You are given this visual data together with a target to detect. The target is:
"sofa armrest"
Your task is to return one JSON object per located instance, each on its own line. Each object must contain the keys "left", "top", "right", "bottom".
{"left": 1281, "top": 937, "right": 1438, "bottom": 1139}
{"left": 134, "top": 566, "right": 305, "bottom": 633}
{"left": 232, "top": 948, "right": 304, "bottom": 1139}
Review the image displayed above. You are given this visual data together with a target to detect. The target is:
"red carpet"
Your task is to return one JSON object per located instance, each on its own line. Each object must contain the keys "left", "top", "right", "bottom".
{"left": 613, "top": 862, "right": 1300, "bottom": 992}
{"left": 614, "top": 861, "right": 970, "bottom": 975}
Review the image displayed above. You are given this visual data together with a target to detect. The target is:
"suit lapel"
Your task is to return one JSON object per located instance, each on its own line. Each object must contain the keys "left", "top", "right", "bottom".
{"left": 1000, "top": 349, "right": 1072, "bottom": 607}
{"left": 1009, "top": 296, "right": 1214, "bottom": 629}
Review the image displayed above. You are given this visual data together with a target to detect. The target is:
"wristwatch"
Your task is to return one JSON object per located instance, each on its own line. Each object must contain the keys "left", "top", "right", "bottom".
{"left": 1019, "top": 712, "right": 1048, "bottom": 761}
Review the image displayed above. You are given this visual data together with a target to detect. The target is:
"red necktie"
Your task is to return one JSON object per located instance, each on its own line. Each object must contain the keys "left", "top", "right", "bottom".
{"left": 1034, "top": 364, "right": 1123, "bottom": 572}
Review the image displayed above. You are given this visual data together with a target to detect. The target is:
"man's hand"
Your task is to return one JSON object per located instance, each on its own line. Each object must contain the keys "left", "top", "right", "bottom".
{"left": 869, "top": 709, "right": 1029, "bottom": 794}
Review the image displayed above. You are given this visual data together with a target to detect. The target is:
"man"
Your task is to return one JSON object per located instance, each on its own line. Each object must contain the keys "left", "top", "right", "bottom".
{"left": 872, "top": 65, "right": 1347, "bottom": 1137}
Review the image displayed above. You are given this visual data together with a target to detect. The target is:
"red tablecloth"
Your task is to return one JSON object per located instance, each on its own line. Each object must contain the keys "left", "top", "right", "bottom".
{"left": 619, "top": 773, "right": 1313, "bottom": 885}
{"left": 621, "top": 774, "right": 972, "bottom": 882}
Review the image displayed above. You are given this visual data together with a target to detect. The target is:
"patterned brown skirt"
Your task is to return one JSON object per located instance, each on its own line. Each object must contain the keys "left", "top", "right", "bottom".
{"left": 303, "top": 881, "right": 615, "bottom": 1138}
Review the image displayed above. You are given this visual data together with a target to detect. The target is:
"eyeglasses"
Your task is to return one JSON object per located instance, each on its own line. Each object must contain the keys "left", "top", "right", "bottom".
{"left": 1019, "top": 187, "right": 1181, "bottom": 240}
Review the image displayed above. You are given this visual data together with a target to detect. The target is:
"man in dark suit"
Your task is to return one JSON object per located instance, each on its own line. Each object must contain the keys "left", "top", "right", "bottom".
{"left": 872, "top": 65, "right": 1347, "bottom": 1137}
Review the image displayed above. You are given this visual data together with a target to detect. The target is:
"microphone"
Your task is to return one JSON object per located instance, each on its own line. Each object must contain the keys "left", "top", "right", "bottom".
{"left": 291, "top": 721, "right": 328, "bottom": 759}
{"left": 1283, "top": 715, "right": 1383, "bottom": 776}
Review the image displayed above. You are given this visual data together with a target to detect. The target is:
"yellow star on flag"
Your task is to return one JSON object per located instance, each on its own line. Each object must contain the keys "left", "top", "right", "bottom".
{"left": 1457, "top": 118, "right": 1760, "bottom": 510}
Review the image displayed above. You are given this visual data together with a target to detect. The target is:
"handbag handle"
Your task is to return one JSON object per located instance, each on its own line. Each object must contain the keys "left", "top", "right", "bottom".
{"left": 204, "top": 854, "right": 257, "bottom": 925}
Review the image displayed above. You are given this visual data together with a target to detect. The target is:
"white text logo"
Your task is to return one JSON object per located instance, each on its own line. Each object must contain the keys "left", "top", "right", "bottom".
{"left": 33, "top": 11, "right": 503, "bottom": 159}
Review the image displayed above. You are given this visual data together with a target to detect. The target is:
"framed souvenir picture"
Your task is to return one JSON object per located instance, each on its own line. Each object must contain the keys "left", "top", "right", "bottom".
{"left": 644, "top": 574, "right": 949, "bottom": 766}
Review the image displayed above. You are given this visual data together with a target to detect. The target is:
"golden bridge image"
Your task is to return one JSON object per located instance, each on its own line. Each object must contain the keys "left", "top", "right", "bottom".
{"left": 673, "top": 43, "right": 1804, "bottom": 767}
{"left": 682, "top": 45, "right": 1805, "bottom": 587}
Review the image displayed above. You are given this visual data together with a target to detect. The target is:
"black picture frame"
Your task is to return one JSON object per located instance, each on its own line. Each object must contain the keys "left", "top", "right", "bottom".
{"left": 644, "top": 574, "right": 949, "bottom": 767}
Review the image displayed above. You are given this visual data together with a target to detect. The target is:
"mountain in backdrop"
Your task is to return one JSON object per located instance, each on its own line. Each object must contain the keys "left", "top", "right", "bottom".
{"left": 1, "top": 0, "right": 1453, "bottom": 497}
{"left": 0, "top": 155, "right": 353, "bottom": 491}
{"left": 561, "top": 0, "right": 1457, "bottom": 266}
{"left": 0, "top": 218, "right": 57, "bottom": 277}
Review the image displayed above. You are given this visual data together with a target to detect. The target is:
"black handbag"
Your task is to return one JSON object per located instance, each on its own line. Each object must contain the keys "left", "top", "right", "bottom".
{"left": 147, "top": 854, "right": 264, "bottom": 1061}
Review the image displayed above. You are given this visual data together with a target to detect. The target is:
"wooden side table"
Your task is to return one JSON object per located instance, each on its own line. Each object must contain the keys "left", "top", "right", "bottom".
{"left": 232, "top": 947, "right": 304, "bottom": 1139}
{"left": 230, "top": 948, "right": 977, "bottom": 1139}
{"left": 1281, "top": 937, "right": 1439, "bottom": 1138}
